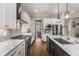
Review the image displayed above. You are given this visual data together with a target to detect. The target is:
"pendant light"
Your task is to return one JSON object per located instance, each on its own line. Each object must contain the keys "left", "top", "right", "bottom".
{"left": 57, "top": 3, "right": 60, "bottom": 23}
{"left": 64, "top": 3, "right": 70, "bottom": 40}
{"left": 64, "top": 3, "right": 70, "bottom": 20}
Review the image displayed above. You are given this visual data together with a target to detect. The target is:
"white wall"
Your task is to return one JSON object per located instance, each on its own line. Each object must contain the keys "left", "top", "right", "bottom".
{"left": 21, "top": 24, "right": 28, "bottom": 33}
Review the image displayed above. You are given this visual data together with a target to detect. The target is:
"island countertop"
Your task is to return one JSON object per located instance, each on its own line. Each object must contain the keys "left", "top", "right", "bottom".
{"left": 0, "top": 39, "right": 24, "bottom": 56}
{"left": 47, "top": 34, "right": 79, "bottom": 56}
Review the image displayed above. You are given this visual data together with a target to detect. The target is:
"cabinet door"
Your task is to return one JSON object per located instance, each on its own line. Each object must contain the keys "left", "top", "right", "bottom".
{"left": 48, "top": 37, "right": 69, "bottom": 56}
{"left": 54, "top": 43, "right": 69, "bottom": 56}
{"left": 17, "top": 42, "right": 25, "bottom": 56}
{"left": 0, "top": 4, "right": 5, "bottom": 27}
{"left": 55, "top": 47, "right": 69, "bottom": 56}
{"left": 5, "top": 3, "right": 16, "bottom": 28}
{"left": 0, "top": 3, "right": 16, "bottom": 28}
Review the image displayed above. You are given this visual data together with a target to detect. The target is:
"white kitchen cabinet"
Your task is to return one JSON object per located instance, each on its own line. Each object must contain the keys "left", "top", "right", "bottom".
{"left": 17, "top": 41, "right": 25, "bottom": 56}
{"left": 0, "top": 4, "right": 5, "bottom": 27}
{"left": 0, "top": 3, "right": 16, "bottom": 28}
{"left": 6, "top": 41, "right": 25, "bottom": 56}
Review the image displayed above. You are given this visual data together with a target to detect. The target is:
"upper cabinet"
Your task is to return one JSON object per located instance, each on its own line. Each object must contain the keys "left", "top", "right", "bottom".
{"left": 21, "top": 10, "right": 31, "bottom": 24}
{"left": 0, "top": 4, "right": 5, "bottom": 27}
{"left": 0, "top": 3, "right": 16, "bottom": 28}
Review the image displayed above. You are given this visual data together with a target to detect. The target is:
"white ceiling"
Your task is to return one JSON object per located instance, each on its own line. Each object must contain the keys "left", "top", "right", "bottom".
{"left": 21, "top": 3, "right": 79, "bottom": 19}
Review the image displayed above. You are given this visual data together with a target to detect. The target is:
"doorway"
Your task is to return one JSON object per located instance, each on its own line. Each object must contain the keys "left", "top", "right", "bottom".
{"left": 35, "top": 20, "right": 43, "bottom": 39}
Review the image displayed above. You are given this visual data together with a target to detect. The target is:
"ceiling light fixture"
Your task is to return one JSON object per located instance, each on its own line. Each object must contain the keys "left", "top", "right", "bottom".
{"left": 64, "top": 3, "right": 71, "bottom": 40}
{"left": 57, "top": 3, "right": 60, "bottom": 23}
{"left": 64, "top": 3, "right": 71, "bottom": 20}
{"left": 34, "top": 9, "right": 38, "bottom": 12}
{"left": 54, "top": 9, "right": 58, "bottom": 13}
{"left": 71, "top": 10, "right": 74, "bottom": 13}
{"left": 18, "top": 7, "right": 21, "bottom": 14}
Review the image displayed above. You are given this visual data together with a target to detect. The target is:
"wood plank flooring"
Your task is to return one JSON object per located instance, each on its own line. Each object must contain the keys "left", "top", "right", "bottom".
{"left": 29, "top": 38, "right": 48, "bottom": 56}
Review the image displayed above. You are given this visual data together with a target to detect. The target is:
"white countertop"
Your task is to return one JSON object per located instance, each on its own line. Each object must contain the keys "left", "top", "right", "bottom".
{"left": 0, "top": 39, "right": 24, "bottom": 56}
{"left": 47, "top": 34, "right": 79, "bottom": 56}
{"left": 11, "top": 32, "right": 33, "bottom": 37}
{"left": 63, "top": 44, "right": 79, "bottom": 56}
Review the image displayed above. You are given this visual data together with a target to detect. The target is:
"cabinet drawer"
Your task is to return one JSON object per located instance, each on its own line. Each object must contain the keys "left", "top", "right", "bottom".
{"left": 6, "top": 49, "right": 17, "bottom": 56}
{"left": 6, "top": 41, "right": 25, "bottom": 56}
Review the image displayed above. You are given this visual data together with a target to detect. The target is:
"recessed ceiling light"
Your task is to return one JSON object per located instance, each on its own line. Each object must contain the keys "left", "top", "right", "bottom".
{"left": 54, "top": 9, "right": 58, "bottom": 13}
{"left": 71, "top": 10, "right": 74, "bottom": 13}
{"left": 34, "top": 9, "right": 38, "bottom": 12}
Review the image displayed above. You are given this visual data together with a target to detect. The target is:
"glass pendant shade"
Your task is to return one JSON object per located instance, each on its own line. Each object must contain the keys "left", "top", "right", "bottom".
{"left": 18, "top": 7, "right": 21, "bottom": 14}
{"left": 57, "top": 16, "right": 60, "bottom": 23}
{"left": 57, "top": 3, "right": 60, "bottom": 23}
{"left": 64, "top": 3, "right": 71, "bottom": 20}
{"left": 64, "top": 11, "right": 70, "bottom": 19}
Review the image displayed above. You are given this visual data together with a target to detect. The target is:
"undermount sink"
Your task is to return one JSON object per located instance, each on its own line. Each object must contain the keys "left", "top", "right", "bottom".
{"left": 53, "top": 38, "right": 72, "bottom": 44}
{"left": 11, "top": 35, "right": 30, "bottom": 39}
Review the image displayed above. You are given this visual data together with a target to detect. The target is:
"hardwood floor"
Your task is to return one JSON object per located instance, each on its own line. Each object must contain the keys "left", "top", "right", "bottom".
{"left": 29, "top": 38, "right": 48, "bottom": 56}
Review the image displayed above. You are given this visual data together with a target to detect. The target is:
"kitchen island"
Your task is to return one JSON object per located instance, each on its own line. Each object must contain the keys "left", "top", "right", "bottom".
{"left": 47, "top": 34, "right": 79, "bottom": 56}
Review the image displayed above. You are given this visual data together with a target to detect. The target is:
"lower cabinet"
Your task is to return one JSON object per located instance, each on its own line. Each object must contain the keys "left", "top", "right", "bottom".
{"left": 6, "top": 41, "right": 25, "bottom": 56}
{"left": 47, "top": 36, "right": 70, "bottom": 56}
{"left": 54, "top": 43, "right": 69, "bottom": 56}
{"left": 48, "top": 37, "right": 55, "bottom": 56}
{"left": 25, "top": 36, "right": 32, "bottom": 56}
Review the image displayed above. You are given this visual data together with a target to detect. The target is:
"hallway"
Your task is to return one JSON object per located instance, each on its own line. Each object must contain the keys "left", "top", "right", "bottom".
{"left": 29, "top": 38, "right": 48, "bottom": 56}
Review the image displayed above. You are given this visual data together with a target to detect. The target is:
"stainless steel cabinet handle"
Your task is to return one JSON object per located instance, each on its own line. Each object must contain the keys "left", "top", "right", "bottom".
{"left": 18, "top": 51, "right": 21, "bottom": 55}
{"left": 11, "top": 51, "right": 16, "bottom": 56}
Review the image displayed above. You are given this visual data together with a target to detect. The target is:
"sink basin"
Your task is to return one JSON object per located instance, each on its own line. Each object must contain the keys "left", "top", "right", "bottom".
{"left": 11, "top": 35, "right": 30, "bottom": 39}
{"left": 53, "top": 38, "right": 72, "bottom": 44}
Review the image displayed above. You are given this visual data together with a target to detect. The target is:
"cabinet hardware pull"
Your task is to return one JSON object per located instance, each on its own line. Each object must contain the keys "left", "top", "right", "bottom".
{"left": 11, "top": 51, "right": 16, "bottom": 56}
